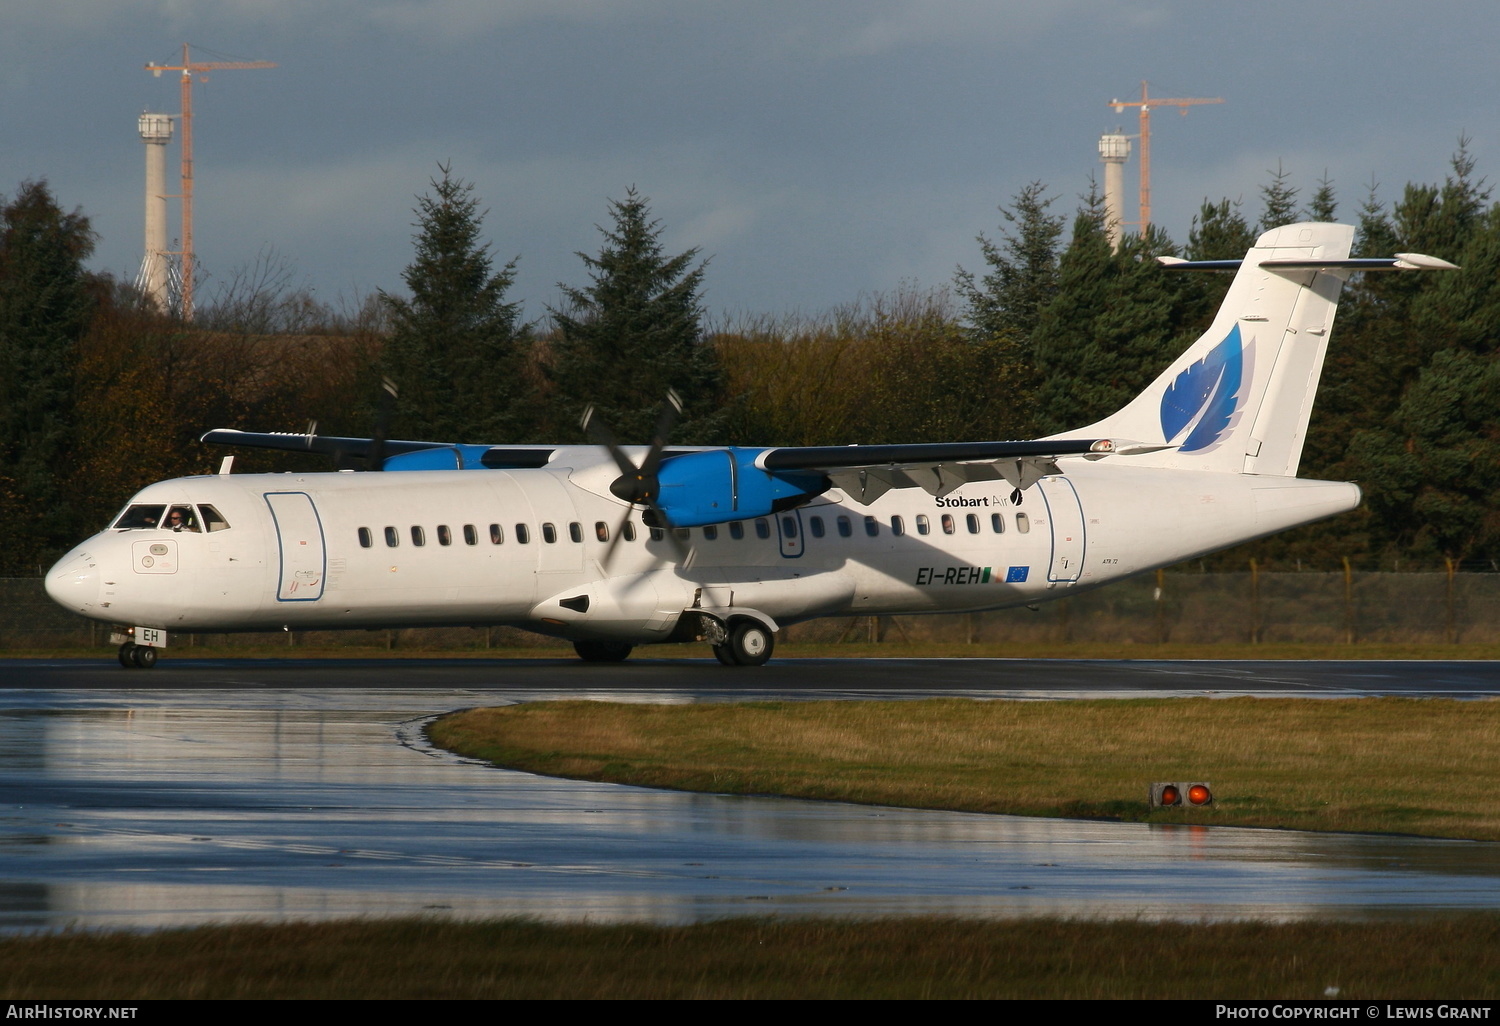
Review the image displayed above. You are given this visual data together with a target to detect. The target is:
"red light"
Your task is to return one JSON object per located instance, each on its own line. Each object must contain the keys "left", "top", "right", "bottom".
{"left": 1160, "top": 785, "right": 1181, "bottom": 806}
{"left": 1188, "top": 784, "right": 1212, "bottom": 806}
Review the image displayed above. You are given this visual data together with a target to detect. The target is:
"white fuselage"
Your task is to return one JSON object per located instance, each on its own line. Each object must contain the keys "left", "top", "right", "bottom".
{"left": 45, "top": 447, "right": 1359, "bottom": 644}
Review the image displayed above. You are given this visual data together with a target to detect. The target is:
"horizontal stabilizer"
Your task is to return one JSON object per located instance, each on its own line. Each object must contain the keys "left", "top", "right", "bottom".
{"left": 1158, "top": 253, "right": 1459, "bottom": 274}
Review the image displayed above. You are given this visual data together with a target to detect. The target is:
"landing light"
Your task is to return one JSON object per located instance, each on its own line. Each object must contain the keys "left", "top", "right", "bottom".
{"left": 1150, "top": 781, "right": 1213, "bottom": 809}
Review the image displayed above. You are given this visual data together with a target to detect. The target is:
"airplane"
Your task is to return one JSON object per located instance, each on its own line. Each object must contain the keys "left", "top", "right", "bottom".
{"left": 45, "top": 222, "right": 1456, "bottom": 668}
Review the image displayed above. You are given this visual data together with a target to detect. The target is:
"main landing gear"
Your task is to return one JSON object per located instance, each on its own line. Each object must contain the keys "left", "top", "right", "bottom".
{"left": 117, "top": 642, "right": 158, "bottom": 669}
{"left": 712, "top": 621, "right": 774, "bottom": 667}
{"left": 573, "top": 640, "right": 635, "bottom": 662}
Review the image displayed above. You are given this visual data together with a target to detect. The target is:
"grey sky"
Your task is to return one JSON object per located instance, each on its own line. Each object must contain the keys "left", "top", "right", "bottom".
{"left": 5, "top": 1, "right": 1497, "bottom": 320}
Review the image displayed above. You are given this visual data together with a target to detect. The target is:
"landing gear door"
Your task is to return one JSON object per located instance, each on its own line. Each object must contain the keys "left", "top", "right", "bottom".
{"left": 1038, "top": 477, "right": 1084, "bottom": 584}
{"left": 264, "top": 491, "right": 326, "bottom": 601}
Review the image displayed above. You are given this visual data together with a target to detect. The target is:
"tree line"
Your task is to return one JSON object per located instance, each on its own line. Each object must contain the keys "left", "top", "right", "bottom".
{"left": 2, "top": 145, "right": 1497, "bottom": 574}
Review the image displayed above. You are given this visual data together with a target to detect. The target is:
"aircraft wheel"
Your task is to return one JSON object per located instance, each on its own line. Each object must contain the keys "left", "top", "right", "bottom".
{"left": 725, "top": 622, "right": 773, "bottom": 667}
{"left": 131, "top": 645, "right": 158, "bottom": 669}
{"left": 711, "top": 644, "right": 736, "bottom": 666}
{"left": 118, "top": 643, "right": 136, "bottom": 668}
{"left": 573, "top": 640, "right": 633, "bottom": 663}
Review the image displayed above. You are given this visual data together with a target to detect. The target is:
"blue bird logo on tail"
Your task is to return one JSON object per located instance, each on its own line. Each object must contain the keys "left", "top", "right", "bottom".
{"left": 1159, "top": 325, "right": 1248, "bottom": 453}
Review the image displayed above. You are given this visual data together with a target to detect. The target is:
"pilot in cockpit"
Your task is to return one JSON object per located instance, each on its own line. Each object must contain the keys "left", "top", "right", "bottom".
{"left": 167, "top": 506, "right": 201, "bottom": 533}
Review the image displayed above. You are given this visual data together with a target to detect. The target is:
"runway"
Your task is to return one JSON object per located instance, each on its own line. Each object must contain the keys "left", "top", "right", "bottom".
{"left": 9, "top": 655, "right": 1500, "bottom": 697}
{"left": 2, "top": 657, "right": 1498, "bottom": 932}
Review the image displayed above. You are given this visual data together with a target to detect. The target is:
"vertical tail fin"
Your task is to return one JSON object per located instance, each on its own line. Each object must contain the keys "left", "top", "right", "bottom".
{"left": 1065, "top": 222, "right": 1356, "bottom": 477}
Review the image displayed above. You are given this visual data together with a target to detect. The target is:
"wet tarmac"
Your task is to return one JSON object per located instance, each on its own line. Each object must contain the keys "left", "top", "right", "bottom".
{"left": 10, "top": 655, "right": 1500, "bottom": 697}
{"left": 2, "top": 659, "right": 1499, "bottom": 931}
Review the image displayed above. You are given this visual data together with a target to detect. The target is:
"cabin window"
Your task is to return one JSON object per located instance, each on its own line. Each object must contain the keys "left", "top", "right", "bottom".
{"left": 515, "top": 523, "right": 530, "bottom": 544}
{"left": 199, "top": 505, "right": 230, "bottom": 532}
{"left": 1016, "top": 512, "right": 1030, "bottom": 534}
{"left": 112, "top": 504, "right": 167, "bottom": 530}
{"left": 915, "top": 514, "right": 930, "bottom": 536}
{"left": 703, "top": 525, "right": 718, "bottom": 540}
{"left": 967, "top": 514, "right": 980, "bottom": 534}
{"left": 358, "top": 527, "right": 373, "bottom": 548}
{"left": 384, "top": 526, "right": 399, "bottom": 547}
{"left": 542, "top": 523, "right": 557, "bottom": 544}
{"left": 411, "top": 526, "right": 426, "bottom": 546}
{"left": 991, "top": 512, "right": 1005, "bottom": 534}
{"left": 490, "top": 523, "right": 504, "bottom": 544}
{"left": 437, "top": 525, "right": 452, "bottom": 546}
{"left": 568, "top": 522, "right": 582, "bottom": 543}
{"left": 729, "top": 521, "right": 745, "bottom": 540}
{"left": 623, "top": 521, "right": 637, "bottom": 542}
{"left": 464, "top": 524, "right": 478, "bottom": 545}
{"left": 942, "top": 514, "right": 956, "bottom": 535}
{"left": 674, "top": 527, "right": 691, "bottom": 541}
{"left": 755, "top": 519, "right": 771, "bottom": 539}
{"left": 864, "top": 515, "right": 879, "bottom": 537}
{"left": 837, "top": 515, "right": 852, "bottom": 538}
{"left": 649, "top": 526, "right": 665, "bottom": 541}
{"left": 891, "top": 515, "right": 905, "bottom": 537}
{"left": 780, "top": 516, "right": 798, "bottom": 539}
{"left": 595, "top": 521, "right": 610, "bottom": 542}
{"left": 809, "top": 516, "right": 825, "bottom": 538}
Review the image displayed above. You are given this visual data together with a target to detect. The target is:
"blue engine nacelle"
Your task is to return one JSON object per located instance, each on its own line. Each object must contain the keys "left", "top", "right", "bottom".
{"left": 654, "top": 448, "right": 829, "bottom": 527}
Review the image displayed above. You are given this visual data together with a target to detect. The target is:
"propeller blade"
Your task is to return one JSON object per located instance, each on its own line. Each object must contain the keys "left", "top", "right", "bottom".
{"left": 369, "top": 377, "right": 398, "bottom": 471}
{"left": 639, "top": 389, "right": 683, "bottom": 480}
{"left": 649, "top": 502, "right": 691, "bottom": 562}
{"left": 599, "top": 508, "right": 634, "bottom": 568}
{"left": 581, "top": 404, "right": 639, "bottom": 480}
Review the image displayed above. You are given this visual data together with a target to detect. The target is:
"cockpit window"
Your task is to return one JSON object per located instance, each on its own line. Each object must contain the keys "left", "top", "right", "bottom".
{"left": 112, "top": 504, "right": 167, "bottom": 530}
{"left": 166, "top": 505, "right": 200, "bottom": 532}
{"left": 199, "top": 504, "right": 230, "bottom": 532}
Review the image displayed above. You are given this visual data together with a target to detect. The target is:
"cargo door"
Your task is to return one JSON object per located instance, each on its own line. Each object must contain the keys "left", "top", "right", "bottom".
{"left": 264, "top": 491, "right": 326, "bottom": 601}
{"left": 1038, "top": 477, "right": 1085, "bottom": 584}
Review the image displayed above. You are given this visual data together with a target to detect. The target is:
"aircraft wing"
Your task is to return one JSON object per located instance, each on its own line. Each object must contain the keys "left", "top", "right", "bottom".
{"left": 201, "top": 429, "right": 446, "bottom": 460}
{"left": 199, "top": 429, "right": 557, "bottom": 469}
{"left": 752, "top": 437, "right": 1165, "bottom": 503}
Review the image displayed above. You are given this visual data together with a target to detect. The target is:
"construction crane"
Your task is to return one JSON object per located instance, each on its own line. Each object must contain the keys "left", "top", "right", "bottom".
{"left": 145, "top": 44, "right": 275, "bottom": 320}
{"left": 1108, "top": 81, "right": 1222, "bottom": 233}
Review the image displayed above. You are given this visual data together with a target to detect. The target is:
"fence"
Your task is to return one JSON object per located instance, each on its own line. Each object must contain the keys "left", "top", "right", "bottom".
{"left": 5, "top": 566, "right": 1498, "bottom": 651}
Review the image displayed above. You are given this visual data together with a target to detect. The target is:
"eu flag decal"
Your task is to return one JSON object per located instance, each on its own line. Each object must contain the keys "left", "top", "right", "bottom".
{"left": 1006, "top": 566, "right": 1029, "bottom": 583}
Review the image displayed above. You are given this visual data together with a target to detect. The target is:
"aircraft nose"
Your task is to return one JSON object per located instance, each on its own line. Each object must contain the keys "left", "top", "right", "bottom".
{"left": 45, "top": 546, "right": 102, "bottom": 616}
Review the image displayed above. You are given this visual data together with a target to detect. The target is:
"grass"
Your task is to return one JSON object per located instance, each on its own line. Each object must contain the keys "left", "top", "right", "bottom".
{"left": 3, "top": 916, "right": 1499, "bottom": 999}
{"left": 430, "top": 697, "right": 1500, "bottom": 840}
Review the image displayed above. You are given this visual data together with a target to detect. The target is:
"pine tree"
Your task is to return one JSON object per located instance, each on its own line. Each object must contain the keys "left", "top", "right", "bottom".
{"left": 0, "top": 181, "right": 97, "bottom": 569}
{"left": 380, "top": 165, "right": 525, "bottom": 443}
{"left": 548, "top": 188, "right": 722, "bottom": 443}
{"left": 1030, "top": 191, "right": 1187, "bottom": 434}
{"left": 954, "top": 181, "right": 1063, "bottom": 344}
{"left": 1309, "top": 171, "right": 1338, "bottom": 222}
{"left": 1173, "top": 198, "right": 1257, "bottom": 334}
{"left": 1258, "top": 160, "right": 1300, "bottom": 233}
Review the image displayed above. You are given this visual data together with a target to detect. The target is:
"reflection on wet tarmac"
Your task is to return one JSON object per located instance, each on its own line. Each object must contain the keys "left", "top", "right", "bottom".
{"left": 2, "top": 688, "right": 1498, "bottom": 932}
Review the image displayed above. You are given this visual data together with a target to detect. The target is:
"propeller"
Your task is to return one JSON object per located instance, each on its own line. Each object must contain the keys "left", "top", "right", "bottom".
{"left": 367, "top": 377, "right": 399, "bottom": 471}
{"left": 581, "top": 390, "right": 689, "bottom": 564}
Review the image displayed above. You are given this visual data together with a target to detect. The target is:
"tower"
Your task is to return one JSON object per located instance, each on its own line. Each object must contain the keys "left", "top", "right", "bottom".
{"left": 1098, "top": 132, "right": 1131, "bottom": 251}
{"left": 137, "top": 112, "right": 174, "bottom": 312}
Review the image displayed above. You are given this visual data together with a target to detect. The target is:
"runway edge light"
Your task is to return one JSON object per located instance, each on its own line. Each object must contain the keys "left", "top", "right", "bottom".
{"left": 1150, "top": 782, "right": 1213, "bottom": 809}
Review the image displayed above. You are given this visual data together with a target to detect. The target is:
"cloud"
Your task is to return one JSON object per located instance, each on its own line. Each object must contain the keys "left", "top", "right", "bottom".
{"left": 803, "top": 0, "right": 1087, "bottom": 58}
